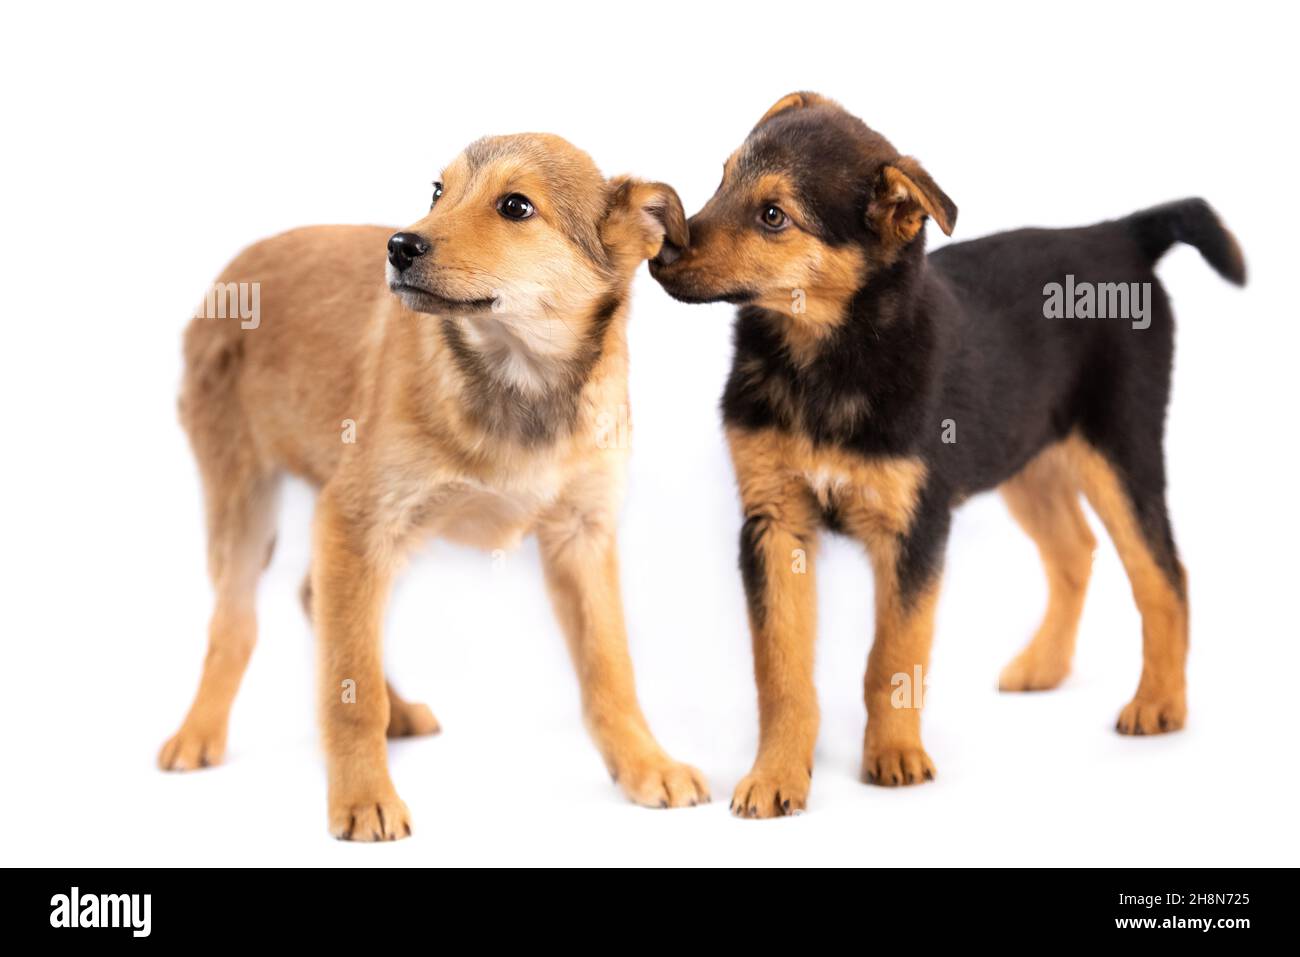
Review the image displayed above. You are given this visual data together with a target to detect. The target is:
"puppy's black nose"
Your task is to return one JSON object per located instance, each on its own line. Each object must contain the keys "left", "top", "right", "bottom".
{"left": 387, "top": 232, "right": 430, "bottom": 272}
{"left": 651, "top": 241, "right": 683, "bottom": 268}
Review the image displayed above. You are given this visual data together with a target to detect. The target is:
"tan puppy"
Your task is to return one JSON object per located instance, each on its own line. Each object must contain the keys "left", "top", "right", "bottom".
{"left": 160, "top": 133, "right": 707, "bottom": 840}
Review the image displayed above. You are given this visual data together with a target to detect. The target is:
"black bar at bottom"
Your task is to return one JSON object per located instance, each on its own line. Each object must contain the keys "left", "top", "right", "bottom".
{"left": 9, "top": 867, "right": 1288, "bottom": 942}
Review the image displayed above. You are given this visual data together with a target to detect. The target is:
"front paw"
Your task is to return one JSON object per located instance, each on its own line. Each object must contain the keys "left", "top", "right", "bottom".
{"left": 613, "top": 753, "right": 710, "bottom": 808}
{"left": 158, "top": 722, "right": 227, "bottom": 771}
{"left": 731, "top": 764, "right": 812, "bottom": 818}
{"left": 1116, "top": 693, "right": 1186, "bottom": 735}
{"left": 328, "top": 791, "right": 412, "bottom": 841}
{"left": 862, "top": 745, "right": 935, "bottom": 786}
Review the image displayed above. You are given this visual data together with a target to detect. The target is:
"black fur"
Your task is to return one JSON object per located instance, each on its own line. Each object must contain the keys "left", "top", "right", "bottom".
{"left": 738, "top": 515, "right": 769, "bottom": 628}
{"left": 720, "top": 198, "right": 1244, "bottom": 600}
{"left": 658, "top": 102, "right": 1245, "bottom": 606}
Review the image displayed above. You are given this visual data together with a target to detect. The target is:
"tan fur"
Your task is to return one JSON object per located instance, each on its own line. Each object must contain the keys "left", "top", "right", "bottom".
{"left": 159, "top": 134, "right": 707, "bottom": 839}
{"left": 730, "top": 429, "right": 928, "bottom": 542}
{"left": 657, "top": 94, "right": 955, "bottom": 365}
{"left": 753, "top": 91, "right": 835, "bottom": 129}
{"left": 726, "top": 423, "right": 1191, "bottom": 812}
{"left": 997, "top": 443, "right": 1097, "bottom": 691}
{"left": 726, "top": 427, "right": 929, "bottom": 815}
{"left": 665, "top": 91, "right": 1180, "bottom": 818}
{"left": 661, "top": 95, "right": 952, "bottom": 364}
{"left": 1065, "top": 437, "right": 1189, "bottom": 733}
{"left": 727, "top": 430, "right": 823, "bottom": 818}
{"left": 688, "top": 169, "right": 869, "bottom": 363}
{"left": 868, "top": 162, "right": 956, "bottom": 246}
{"left": 997, "top": 436, "right": 1188, "bottom": 732}
{"left": 862, "top": 566, "right": 940, "bottom": 786}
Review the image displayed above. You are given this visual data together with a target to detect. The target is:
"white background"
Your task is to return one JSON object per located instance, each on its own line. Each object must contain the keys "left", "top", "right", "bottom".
{"left": 2, "top": 1, "right": 1296, "bottom": 866}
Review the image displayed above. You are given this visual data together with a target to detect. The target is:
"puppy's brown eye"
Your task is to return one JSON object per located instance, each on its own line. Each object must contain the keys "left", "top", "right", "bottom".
{"left": 498, "top": 194, "right": 535, "bottom": 221}
{"left": 760, "top": 205, "right": 788, "bottom": 231}
{"left": 430, "top": 181, "right": 443, "bottom": 209}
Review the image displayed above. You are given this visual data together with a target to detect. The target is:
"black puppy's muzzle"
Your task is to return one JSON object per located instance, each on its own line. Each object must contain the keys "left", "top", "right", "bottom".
{"left": 387, "top": 231, "right": 430, "bottom": 272}
{"left": 651, "top": 239, "right": 683, "bottom": 268}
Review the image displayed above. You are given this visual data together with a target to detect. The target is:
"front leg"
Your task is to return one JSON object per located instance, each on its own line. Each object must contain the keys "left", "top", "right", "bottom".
{"left": 313, "top": 489, "right": 410, "bottom": 840}
{"left": 731, "top": 487, "right": 821, "bottom": 818}
{"left": 862, "top": 502, "right": 949, "bottom": 786}
{"left": 537, "top": 502, "right": 708, "bottom": 808}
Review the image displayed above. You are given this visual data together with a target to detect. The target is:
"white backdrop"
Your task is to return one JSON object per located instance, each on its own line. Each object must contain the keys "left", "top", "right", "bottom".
{"left": 2, "top": 0, "right": 1296, "bottom": 866}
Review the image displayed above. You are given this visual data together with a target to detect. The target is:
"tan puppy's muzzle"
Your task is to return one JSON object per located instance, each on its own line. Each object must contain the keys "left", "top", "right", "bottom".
{"left": 386, "top": 231, "right": 430, "bottom": 273}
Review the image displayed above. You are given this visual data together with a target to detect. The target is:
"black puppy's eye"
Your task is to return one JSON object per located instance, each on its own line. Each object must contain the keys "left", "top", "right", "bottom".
{"left": 498, "top": 193, "right": 535, "bottom": 221}
{"left": 760, "top": 204, "right": 789, "bottom": 231}
{"left": 430, "top": 181, "right": 443, "bottom": 209}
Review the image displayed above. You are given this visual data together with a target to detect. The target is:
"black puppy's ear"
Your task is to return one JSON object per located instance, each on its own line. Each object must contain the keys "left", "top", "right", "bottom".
{"left": 601, "top": 176, "right": 689, "bottom": 267}
{"left": 867, "top": 156, "right": 957, "bottom": 243}
{"left": 754, "top": 91, "right": 833, "bottom": 129}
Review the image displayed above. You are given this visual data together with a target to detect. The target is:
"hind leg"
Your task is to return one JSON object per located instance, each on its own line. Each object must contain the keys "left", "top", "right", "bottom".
{"left": 998, "top": 444, "right": 1097, "bottom": 691}
{"left": 1068, "top": 437, "right": 1188, "bottom": 734}
{"left": 385, "top": 681, "right": 441, "bottom": 738}
{"left": 299, "top": 572, "right": 440, "bottom": 739}
{"left": 160, "top": 469, "right": 281, "bottom": 770}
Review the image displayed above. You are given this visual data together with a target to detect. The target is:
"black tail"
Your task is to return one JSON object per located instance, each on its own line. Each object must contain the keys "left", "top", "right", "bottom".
{"left": 1126, "top": 198, "right": 1246, "bottom": 286}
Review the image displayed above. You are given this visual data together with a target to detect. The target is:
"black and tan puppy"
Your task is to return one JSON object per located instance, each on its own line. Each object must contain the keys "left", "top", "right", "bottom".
{"left": 652, "top": 92, "right": 1245, "bottom": 817}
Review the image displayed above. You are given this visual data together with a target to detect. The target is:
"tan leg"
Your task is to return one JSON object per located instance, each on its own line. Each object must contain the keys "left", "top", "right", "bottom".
{"left": 537, "top": 502, "right": 708, "bottom": 809}
{"left": 313, "top": 490, "right": 411, "bottom": 841}
{"left": 159, "top": 473, "right": 280, "bottom": 771}
{"left": 863, "top": 549, "right": 940, "bottom": 786}
{"left": 385, "top": 681, "right": 441, "bottom": 738}
{"left": 998, "top": 445, "right": 1097, "bottom": 691}
{"left": 300, "top": 571, "right": 439, "bottom": 739}
{"left": 727, "top": 470, "right": 821, "bottom": 818}
{"left": 1069, "top": 439, "right": 1188, "bottom": 734}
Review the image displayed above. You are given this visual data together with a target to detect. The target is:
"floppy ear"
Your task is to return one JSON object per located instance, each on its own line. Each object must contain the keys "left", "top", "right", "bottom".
{"left": 601, "top": 176, "right": 689, "bottom": 267}
{"left": 867, "top": 156, "right": 958, "bottom": 244}
{"left": 755, "top": 90, "right": 832, "bottom": 129}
